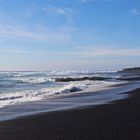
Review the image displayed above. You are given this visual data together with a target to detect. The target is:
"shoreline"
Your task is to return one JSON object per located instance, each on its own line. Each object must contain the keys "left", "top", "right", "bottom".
{"left": 1, "top": 80, "right": 139, "bottom": 122}
{"left": 0, "top": 88, "right": 140, "bottom": 140}
{"left": 0, "top": 80, "right": 139, "bottom": 122}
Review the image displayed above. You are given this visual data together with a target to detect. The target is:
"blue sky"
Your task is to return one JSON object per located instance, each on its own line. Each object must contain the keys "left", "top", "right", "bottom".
{"left": 0, "top": 0, "right": 140, "bottom": 71}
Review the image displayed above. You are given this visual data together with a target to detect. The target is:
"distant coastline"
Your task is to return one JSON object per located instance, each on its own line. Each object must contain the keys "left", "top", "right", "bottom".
{"left": 118, "top": 67, "right": 140, "bottom": 73}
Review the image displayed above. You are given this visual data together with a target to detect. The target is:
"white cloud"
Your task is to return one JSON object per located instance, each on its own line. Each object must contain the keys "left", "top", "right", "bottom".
{"left": 0, "top": 25, "right": 73, "bottom": 43}
{"left": 79, "top": 0, "right": 125, "bottom": 3}
{"left": 41, "top": 5, "right": 73, "bottom": 20}
{"left": 79, "top": 0, "right": 93, "bottom": 3}
{"left": 21, "top": 46, "right": 140, "bottom": 58}
{"left": 130, "top": 8, "right": 139, "bottom": 16}
{"left": 0, "top": 25, "right": 47, "bottom": 40}
{"left": 0, "top": 47, "right": 49, "bottom": 56}
{"left": 71, "top": 47, "right": 140, "bottom": 57}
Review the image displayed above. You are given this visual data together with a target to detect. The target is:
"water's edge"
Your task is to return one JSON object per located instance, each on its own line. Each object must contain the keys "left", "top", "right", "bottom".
{"left": 0, "top": 81, "right": 139, "bottom": 122}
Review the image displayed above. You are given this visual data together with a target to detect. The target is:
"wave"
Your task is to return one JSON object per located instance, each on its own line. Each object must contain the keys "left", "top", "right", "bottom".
{"left": 0, "top": 71, "right": 119, "bottom": 84}
{"left": 12, "top": 77, "right": 55, "bottom": 84}
{"left": 0, "top": 77, "right": 54, "bottom": 88}
{"left": 0, "top": 80, "right": 125, "bottom": 108}
{"left": 46, "top": 70, "right": 118, "bottom": 77}
{"left": 0, "top": 83, "right": 89, "bottom": 108}
{"left": 0, "top": 70, "right": 117, "bottom": 78}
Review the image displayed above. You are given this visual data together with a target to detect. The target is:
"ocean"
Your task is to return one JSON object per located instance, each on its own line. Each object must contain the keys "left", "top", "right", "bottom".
{"left": 0, "top": 70, "right": 139, "bottom": 121}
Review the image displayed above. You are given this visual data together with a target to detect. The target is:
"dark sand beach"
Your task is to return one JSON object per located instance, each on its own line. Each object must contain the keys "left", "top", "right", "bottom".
{"left": 0, "top": 88, "right": 140, "bottom": 140}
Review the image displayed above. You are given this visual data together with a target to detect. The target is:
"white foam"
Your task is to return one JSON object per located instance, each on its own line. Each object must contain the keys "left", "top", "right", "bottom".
{"left": 0, "top": 83, "right": 85, "bottom": 108}
{"left": 0, "top": 80, "right": 123, "bottom": 108}
{"left": 12, "top": 77, "right": 54, "bottom": 84}
{"left": 47, "top": 70, "right": 117, "bottom": 76}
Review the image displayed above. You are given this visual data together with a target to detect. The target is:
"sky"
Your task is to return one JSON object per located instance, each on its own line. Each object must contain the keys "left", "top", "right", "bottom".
{"left": 0, "top": 0, "right": 140, "bottom": 71}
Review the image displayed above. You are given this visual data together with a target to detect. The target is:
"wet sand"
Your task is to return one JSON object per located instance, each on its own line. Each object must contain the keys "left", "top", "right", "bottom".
{"left": 0, "top": 88, "right": 140, "bottom": 140}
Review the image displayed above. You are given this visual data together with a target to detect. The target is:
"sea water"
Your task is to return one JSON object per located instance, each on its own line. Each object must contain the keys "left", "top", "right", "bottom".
{"left": 0, "top": 70, "right": 139, "bottom": 121}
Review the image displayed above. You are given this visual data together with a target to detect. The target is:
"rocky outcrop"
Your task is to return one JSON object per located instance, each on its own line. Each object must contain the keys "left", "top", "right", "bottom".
{"left": 55, "top": 76, "right": 109, "bottom": 82}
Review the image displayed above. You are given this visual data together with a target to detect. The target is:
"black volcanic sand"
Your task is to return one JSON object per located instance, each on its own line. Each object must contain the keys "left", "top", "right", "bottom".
{"left": 0, "top": 89, "right": 140, "bottom": 140}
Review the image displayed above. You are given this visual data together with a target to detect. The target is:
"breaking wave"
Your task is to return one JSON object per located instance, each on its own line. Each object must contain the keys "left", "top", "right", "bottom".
{"left": 12, "top": 77, "right": 55, "bottom": 84}
{"left": 0, "top": 80, "right": 124, "bottom": 108}
{"left": 0, "top": 83, "right": 89, "bottom": 108}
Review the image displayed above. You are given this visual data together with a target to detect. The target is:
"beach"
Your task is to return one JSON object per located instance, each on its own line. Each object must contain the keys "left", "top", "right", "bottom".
{"left": 0, "top": 0, "right": 140, "bottom": 139}
{"left": 0, "top": 88, "right": 140, "bottom": 140}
